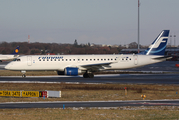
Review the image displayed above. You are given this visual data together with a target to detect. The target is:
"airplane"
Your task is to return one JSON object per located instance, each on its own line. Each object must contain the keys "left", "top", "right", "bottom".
{"left": 0, "top": 46, "right": 20, "bottom": 62}
{"left": 5, "top": 30, "right": 170, "bottom": 78}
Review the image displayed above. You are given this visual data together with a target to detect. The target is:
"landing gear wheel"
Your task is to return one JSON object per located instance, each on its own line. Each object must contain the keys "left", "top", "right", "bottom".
{"left": 83, "top": 73, "right": 94, "bottom": 78}
{"left": 22, "top": 74, "right": 26, "bottom": 78}
{"left": 88, "top": 73, "right": 94, "bottom": 78}
{"left": 83, "top": 73, "right": 88, "bottom": 78}
{"left": 21, "top": 71, "right": 26, "bottom": 78}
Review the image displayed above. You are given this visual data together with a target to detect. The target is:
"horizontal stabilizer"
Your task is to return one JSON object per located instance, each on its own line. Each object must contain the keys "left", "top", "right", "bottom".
{"left": 152, "top": 56, "right": 172, "bottom": 60}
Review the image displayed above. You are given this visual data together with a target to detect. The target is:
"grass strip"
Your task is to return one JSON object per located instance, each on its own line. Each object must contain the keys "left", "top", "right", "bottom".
{"left": 0, "top": 83, "right": 178, "bottom": 102}
{"left": 0, "top": 107, "right": 179, "bottom": 120}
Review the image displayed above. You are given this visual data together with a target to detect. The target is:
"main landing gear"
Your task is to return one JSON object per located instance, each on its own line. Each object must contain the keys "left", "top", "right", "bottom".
{"left": 21, "top": 70, "right": 26, "bottom": 78}
{"left": 83, "top": 72, "right": 94, "bottom": 78}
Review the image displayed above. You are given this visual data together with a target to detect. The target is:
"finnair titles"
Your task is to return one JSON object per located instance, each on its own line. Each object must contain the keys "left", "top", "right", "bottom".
{"left": 38, "top": 56, "right": 63, "bottom": 60}
{"left": 5, "top": 30, "right": 170, "bottom": 78}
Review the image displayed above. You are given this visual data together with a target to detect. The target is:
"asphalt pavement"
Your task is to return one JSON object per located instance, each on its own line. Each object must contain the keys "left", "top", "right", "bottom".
{"left": 0, "top": 100, "right": 179, "bottom": 109}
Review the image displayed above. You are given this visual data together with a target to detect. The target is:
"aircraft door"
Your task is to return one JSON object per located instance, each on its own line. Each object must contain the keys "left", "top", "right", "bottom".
{"left": 134, "top": 55, "right": 138, "bottom": 65}
{"left": 27, "top": 56, "right": 32, "bottom": 66}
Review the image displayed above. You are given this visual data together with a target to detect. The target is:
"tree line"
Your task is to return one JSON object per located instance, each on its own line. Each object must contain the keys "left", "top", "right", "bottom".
{"left": 0, "top": 41, "right": 148, "bottom": 55}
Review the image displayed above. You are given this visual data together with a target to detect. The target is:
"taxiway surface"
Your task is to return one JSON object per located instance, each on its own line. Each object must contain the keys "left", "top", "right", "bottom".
{"left": 0, "top": 74, "right": 179, "bottom": 84}
{"left": 1, "top": 100, "right": 179, "bottom": 109}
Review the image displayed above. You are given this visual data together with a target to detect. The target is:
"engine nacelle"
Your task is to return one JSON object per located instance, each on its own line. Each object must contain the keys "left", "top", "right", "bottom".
{"left": 64, "top": 67, "right": 81, "bottom": 76}
{"left": 57, "top": 67, "right": 81, "bottom": 76}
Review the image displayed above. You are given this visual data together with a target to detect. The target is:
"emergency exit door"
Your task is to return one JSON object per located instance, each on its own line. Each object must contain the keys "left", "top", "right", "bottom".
{"left": 134, "top": 55, "right": 138, "bottom": 65}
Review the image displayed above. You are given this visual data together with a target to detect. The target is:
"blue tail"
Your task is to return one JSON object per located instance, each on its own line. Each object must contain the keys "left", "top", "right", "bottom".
{"left": 11, "top": 46, "right": 20, "bottom": 55}
{"left": 139, "top": 30, "right": 170, "bottom": 55}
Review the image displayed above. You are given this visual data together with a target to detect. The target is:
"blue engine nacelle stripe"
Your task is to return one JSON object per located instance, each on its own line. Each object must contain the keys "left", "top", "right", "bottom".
{"left": 65, "top": 67, "right": 79, "bottom": 76}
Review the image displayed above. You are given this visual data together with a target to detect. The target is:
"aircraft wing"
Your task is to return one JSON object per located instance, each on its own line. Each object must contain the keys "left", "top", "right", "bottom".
{"left": 80, "top": 56, "right": 121, "bottom": 71}
{"left": 80, "top": 62, "right": 113, "bottom": 72}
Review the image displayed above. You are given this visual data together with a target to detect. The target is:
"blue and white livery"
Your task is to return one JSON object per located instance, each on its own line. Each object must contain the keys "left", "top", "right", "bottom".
{"left": 0, "top": 46, "right": 20, "bottom": 62}
{"left": 140, "top": 30, "right": 169, "bottom": 55}
{"left": 5, "top": 30, "right": 170, "bottom": 78}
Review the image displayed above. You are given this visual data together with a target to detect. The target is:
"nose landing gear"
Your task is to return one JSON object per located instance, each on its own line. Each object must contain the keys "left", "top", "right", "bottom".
{"left": 22, "top": 74, "right": 26, "bottom": 78}
{"left": 21, "top": 71, "right": 26, "bottom": 78}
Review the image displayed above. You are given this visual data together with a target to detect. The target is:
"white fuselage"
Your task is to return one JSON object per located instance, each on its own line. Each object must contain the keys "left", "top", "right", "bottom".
{"left": 0, "top": 54, "right": 19, "bottom": 61}
{"left": 5, "top": 54, "right": 164, "bottom": 71}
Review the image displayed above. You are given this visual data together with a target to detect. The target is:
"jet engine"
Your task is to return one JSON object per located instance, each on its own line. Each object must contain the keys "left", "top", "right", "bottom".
{"left": 57, "top": 67, "right": 81, "bottom": 76}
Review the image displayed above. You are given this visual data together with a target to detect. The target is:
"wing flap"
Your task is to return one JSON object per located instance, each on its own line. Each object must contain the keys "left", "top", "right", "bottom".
{"left": 79, "top": 62, "right": 115, "bottom": 72}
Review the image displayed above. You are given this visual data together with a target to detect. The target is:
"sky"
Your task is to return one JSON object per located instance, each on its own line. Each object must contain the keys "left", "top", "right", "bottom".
{"left": 0, "top": 0, "right": 179, "bottom": 46}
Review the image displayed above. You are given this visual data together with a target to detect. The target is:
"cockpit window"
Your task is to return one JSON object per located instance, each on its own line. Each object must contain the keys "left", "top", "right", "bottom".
{"left": 13, "top": 58, "right": 19, "bottom": 61}
{"left": 16, "top": 59, "right": 21, "bottom": 61}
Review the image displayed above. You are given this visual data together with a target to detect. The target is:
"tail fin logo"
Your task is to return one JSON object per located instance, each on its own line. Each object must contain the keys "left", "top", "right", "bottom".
{"left": 11, "top": 46, "right": 20, "bottom": 55}
{"left": 148, "top": 31, "right": 168, "bottom": 49}
{"left": 15, "top": 49, "right": 19, "bottom": 53}
{"left": 146, "top": 37, "right": 168, "bottom": 55}
{"left": 148, "top": 37, "right": 167, "bottom": 49}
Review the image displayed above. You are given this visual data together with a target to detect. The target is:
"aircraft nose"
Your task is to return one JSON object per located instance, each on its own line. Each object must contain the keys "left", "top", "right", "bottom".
{"left": 5, "top": 63, "right": 12, "bottom": 70}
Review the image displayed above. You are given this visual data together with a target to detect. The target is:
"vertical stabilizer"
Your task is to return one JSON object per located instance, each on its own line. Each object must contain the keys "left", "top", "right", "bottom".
{"left": 11, "top": 46, "right": 20, "bottom": 55}
{"left": 140, "top": 30, "right": 169, "bottom": 55}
